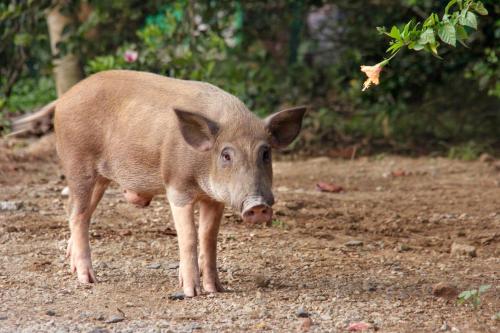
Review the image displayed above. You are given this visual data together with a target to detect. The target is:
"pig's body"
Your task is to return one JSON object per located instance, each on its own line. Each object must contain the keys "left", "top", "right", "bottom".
{"left": 55, "top": 70, "right": 262, "bottom": 203}
{"left": 53, "top": 70, "right": 306, "bottom": 297}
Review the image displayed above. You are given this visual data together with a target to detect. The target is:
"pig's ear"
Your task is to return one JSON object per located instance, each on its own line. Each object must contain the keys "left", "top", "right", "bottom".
{"left": 265, "top": 106, "right": 307, "bottom": 149}
{"left": 174, "top": 109, "right": 219, "bottom": 151}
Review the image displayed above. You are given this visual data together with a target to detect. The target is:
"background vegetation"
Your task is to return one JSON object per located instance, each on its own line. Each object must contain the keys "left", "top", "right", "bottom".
{"left": 1, "top": 0, "right": 499, "bottom": 156}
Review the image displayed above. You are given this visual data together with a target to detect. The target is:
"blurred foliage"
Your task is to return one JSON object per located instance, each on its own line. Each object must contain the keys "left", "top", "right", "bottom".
{"left": 0, "top": 0, "right": 499, "bottom": 154}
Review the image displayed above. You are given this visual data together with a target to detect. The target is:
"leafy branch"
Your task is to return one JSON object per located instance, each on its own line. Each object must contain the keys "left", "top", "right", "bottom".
{"left": 361, "top": 0, "right": 489, "bottom": 91}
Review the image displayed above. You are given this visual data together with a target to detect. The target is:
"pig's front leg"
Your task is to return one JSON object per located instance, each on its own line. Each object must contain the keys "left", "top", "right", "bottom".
{"left": 198, "top": 199, "right": 224, "bottom": 293}
{"left": 168, "top": 195, "right": 201, "bottom": 297}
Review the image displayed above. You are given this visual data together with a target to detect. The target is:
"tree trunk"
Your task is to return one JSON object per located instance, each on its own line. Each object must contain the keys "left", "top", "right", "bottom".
{"left": 46, "top": 3, "right": 83, "bottom": 97}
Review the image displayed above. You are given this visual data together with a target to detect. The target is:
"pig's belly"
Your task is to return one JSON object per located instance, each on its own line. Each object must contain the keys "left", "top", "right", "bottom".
{"left": 97, "top": 159, "right": 165, "bottom": 195}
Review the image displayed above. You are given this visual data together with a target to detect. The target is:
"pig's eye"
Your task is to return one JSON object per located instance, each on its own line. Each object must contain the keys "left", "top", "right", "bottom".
{"left": 262, "top": 147, "right": 271, "bottom": 163}
{"left": 221, "top": 149, "right": 232, "bottom": 163}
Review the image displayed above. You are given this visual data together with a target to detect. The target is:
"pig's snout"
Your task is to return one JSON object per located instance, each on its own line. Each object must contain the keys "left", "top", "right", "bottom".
{"left": 241, "top": 195, "right": 274, "bottom": 224}
{"left": 242, "top": 204, "right": 273, "bottom": 224}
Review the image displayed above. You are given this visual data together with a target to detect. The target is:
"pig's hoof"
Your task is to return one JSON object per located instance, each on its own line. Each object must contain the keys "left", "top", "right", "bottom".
{"left": 202, "top": 275, "right": 224, "bottom": 293}
{"left": 179, "top": 275, "right": 201, "bottom": 297}
{"left": 203, "top": 282, "right": 224, "bottom": 293}
{"left": 183, "top": 285, "right": 202, "bottom": 298}
{"left": 71, "top": 258, "right": 97, "bottom": 284}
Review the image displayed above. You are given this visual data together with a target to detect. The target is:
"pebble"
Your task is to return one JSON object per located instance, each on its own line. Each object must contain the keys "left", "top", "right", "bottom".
{"left": 146, "top": 263, "right": 161, "bottom": 269}
{"left": 296, "top": 307, "right": 309, "bottom": 318}
{"left": 169, "top": 291, "right": 185, "bottom": 300}
{"left": 299, "top": 317, "right": 313, "bottom": 332}
{"left": 46, "top": 310, "right": 56, "bottom": 316}
{"left": 432, "top": 282, "right": 458, "bottom": 300}
{"left": 255, "top": 275, "right": 270, "bottom": 288}
{"left": 362, "top": 280, "right": 377, "bottom": 292}
{"left": 450, "top": 242, "right": 477, "bottom": 257}
{"left": 0, "top": 201, "right": 23, "bottom": 211}
{"left": 0, "top": 315, "right": 7, "bottom": 320}
{"left": 396, "top": 243, "right": 411, "bottom": 252}
{"left": 188, "top": 323, "right": 202, "bottom": 330}
{"left": 344, "top": 240, "right": 363, "bottom": 247}
{"left": 440, "top": 322, "right": 450, "bottom": 331}
{"left": 60, "top": 186, "right": 70, "bottom": 197}
{"left": 479, "top": 153, "right": 494, "bottom": 163}
{"left": 167, "top": 262, "right": 179, "bottom": 270}
{"left": 104, "top": 314, "right": 124, "bottom": 323}
{"left": 89, "top": 328, "right": 110, "bottom": 333}
{"left": 285, "top": 201, "right": 304, "bottom": 210}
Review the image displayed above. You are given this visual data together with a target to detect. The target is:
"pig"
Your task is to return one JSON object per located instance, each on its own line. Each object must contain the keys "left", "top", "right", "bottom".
{"left": 51, "top": 70, "right": 306, "bottom": 297}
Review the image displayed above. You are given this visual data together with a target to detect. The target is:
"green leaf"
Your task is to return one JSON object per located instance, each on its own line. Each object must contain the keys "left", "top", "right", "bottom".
{"left": 472, "top": 1, "right": 488, "bottom": 15}
{"left": 458, "top": 290, "right": 472, "bottom": 299}
{"left": 408, "top": 42, "right": 425, "bottom": 51}
{"left": 427, "top": 42, "right": 441, "bottom": 58}
{"left": 419, "top": 28, "right": 435, "bottom": 45}
{"left": 459, "top": 11, "right": 477, "bottom": 29}
{"left": 456, "top": 25, "right": 468, "bottom": 40}
{"left": 389, "top": 26, "right": 402, "bottom": 41}
{"left": 456, "top": 25, "right": 469, "bottom": 47}
{"left": 478, "top": 284, "right": 491, "bottom": 293}
{"left": 13, "top": 33, "right": 32, "bottom": 47}
{"left": 386, "top": 40, "right": 403, "bottom": 54}
{"left": 438, "top": 23, "right": 456, "bottom": 46}
{"left": 401, "top": 20, "right": 412, "bottom": 40}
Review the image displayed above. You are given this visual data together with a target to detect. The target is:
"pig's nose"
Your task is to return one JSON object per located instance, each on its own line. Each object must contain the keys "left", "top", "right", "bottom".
{"left": 242, "top": 204, "right": 273, "bottom": 224}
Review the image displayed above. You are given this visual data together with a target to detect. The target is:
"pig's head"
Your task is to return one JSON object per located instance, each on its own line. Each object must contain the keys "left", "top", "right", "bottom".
{"left": 174, "top": 106, "right": 306, "bottom": 224}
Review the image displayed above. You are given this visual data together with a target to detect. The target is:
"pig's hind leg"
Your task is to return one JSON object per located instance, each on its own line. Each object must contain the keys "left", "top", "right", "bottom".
{"left": 66, "top": 174, "right": 110, "bottom": 283}
{"left": 198, "top": 198, "right": 224, "bottom": 293}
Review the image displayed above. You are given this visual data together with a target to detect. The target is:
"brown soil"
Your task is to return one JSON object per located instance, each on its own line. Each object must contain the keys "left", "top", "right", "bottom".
{"left": 0, "top": 138, "right": 499, "bottom": 333}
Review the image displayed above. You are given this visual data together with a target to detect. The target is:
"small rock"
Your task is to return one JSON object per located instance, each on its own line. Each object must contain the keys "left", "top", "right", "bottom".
{"left": 167, "top": 262, "right": 179, "bottom": 270}
{"left": 0, "top": 201, "right": 23, "bottom": 211}
{"left": 0, "top": 315, "right": 7, "bottom": 320}
{"left": 299, "top": 317, "right": 313, "bottom": 332}
{"left": 104, "top": 315, "right": 124, "bottom": 324}
{"left": 432, "top": 282, "right": 459, "bottom": 300}
{"left": 450, "top": 242, "right": 476, "bottom": 257}
{"left": 440, "top": 322, "right": 450, "bottom": 331}
{"left": 348, "top": 322, "right": 371, "bottom": 331}
{"left": 396, "top": 243, "right": 411, "bottom": 252}
{"left": 362, "top": 280, "right": 377, "bottom": 292}
{"left": 188, "top": 323, "right": 202, "bottom": 331}
{"left": 168, "top": 291, "right": 185, "bottom": 300}
{"left": 79, "top": 311, "right": 92, "bottom": 319}
{"left": 88, "top": 328, "right": 109, "bottom": 333}
{"left": 146, "top": 263, "right": 161, "bottom": 269}
{"left": 344, "top": 240, "right": 363, "bottom": 247}
{"left": 255, "top": 275, "right": 270, "bottom": 288}
{"left": 479, "top": 153, "right": 494, "bottom": 163}
{"left": 46, "top": 310, "right": 56, "bottom": 316}
{"left": 286, "top": 201, "right": 304, "bottom": 210}
{"left": 296, "top": 307, "right": 309, "bottom": 318}
{"left": 61, "top": 186, "right": 70, "bottom": 197}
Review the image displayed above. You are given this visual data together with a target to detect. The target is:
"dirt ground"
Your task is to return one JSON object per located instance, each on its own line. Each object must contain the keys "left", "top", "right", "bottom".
{"left": 0, "top": 137, "right": 499, "bottom": 333}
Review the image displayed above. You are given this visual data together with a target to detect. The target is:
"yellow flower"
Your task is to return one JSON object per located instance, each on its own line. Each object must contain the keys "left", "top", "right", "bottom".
{"left": 360, "top": 62, "right": 384, "bottom": 91}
